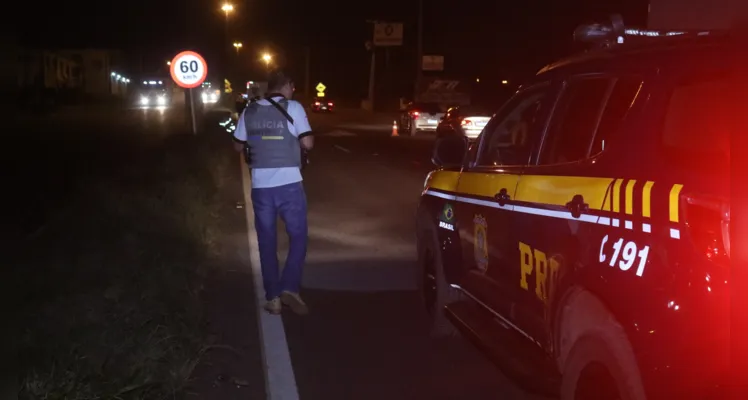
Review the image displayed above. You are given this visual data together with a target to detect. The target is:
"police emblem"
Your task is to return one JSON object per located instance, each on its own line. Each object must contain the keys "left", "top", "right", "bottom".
{"left": 473, "top": 214, "right": 489, "bottom": 272}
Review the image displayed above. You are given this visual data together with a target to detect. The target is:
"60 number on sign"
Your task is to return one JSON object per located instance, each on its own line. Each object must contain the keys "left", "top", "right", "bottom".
{"left": 170, "top": 51, "right": 208, "bottom": 89}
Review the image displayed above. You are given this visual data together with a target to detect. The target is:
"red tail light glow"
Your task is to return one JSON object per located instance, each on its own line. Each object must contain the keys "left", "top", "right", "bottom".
{"left": 328, "top": 102, "right": 333, "bottom": 106}
{"left": 411, "top": 111, "right": 420, "bottom": 117}
{"left": 683, "top": 194, "right": 730, "bottom": 263}
{"left": 314, "top": 102, "right": 320, "bottom": 106}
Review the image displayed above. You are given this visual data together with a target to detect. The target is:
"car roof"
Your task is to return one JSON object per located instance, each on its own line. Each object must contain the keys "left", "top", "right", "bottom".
{"left": 534, "top": 32, "right": 729, "bottom": 81}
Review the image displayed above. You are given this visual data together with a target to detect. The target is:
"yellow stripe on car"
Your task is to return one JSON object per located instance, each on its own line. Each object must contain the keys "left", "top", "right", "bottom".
{"left": 457, "top": 173, "right": 521, "bottom": 199}
{"left": 612, "top": 179, "right": 624, "bottom": 212}
{"left": 426, "top": 170, "right": 461, "bottom": 192}
{"left": 514, "top": 175, "right": 615, "bottom": 211}
{"left": 625, "top": 180, "right": 636, "bottom": 215}
{"left": 669, "top": 184, "right": 684, "bottom": 223}
{"left": 642, "top": 181, "right": 655, "bottom": 218}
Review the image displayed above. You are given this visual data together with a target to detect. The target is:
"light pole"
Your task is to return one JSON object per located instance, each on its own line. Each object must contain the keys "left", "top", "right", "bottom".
{"left": 221, "top": 3, "right": 234, "bottom": 91}
{"left": 221, "top": 4, "right": 234, "bottom": 21}
{"left": 233, "top": 42, "right": 243, "bottom": 54}
{"left": 221, "top": 4, "right": 234, "bottom": 49}
{"left": 415, "top": 0, "right": 423, "bottom": 101}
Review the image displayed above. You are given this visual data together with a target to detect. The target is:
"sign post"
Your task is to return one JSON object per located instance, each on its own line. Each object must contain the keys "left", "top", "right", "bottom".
{"left": 368, "top": 22, "right": 402, "bottom": 111}
{"left": 189, "top": 88, "right": 197, "bottom": 134}
{"left": 170, "top": 50, "right": 208, "bottom": 135}
{"left": 373, "top": 23, "right": 403, "bottom": 46}
{"left": 315, "top": 82, "right": 326, "bottom": 98}
{"left": 422, "top": 55, "right": 444, "bottom": 71}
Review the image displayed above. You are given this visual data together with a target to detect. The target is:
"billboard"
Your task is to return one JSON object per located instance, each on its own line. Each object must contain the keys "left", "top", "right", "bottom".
{"left": 415, "top": 78, "right": 470, "bottom": 105}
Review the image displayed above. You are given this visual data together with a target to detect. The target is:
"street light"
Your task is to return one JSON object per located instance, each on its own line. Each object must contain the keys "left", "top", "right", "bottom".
{"left": 221, "top": 3, "right": 234, "bottom": 41}
{"left": 166, "top": 60, "right": 171, "bottom": 66}
{"left": 233, "top": 42, "right": 242, "bottom": 53}
{"left": 262, "top": 53, "right": 272, "bottom": 69}
{"left": 502, "top": 80, "right": 509, "bottom": 85}
{"left": 221, "top": 2, "right": 234, "bottom": 86}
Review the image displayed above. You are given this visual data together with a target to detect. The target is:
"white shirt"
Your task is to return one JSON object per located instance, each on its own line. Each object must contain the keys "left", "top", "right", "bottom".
{"left": 234, "top": 96, "right": 312, "bottom": 189}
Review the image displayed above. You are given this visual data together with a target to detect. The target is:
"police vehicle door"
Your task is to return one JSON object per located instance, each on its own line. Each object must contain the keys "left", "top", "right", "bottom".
{"left": 454, "top": 83, "right": 558, "bottom": 320}
{"left": 511, "top": 74, "right": 646, "bottom": 346}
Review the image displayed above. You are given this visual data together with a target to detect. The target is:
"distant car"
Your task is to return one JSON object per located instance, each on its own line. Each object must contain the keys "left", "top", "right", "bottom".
{"left": 201, "top": 89, "right": 220, "bottom": 104}
{"left": 399, "top": 102, "right": 446, "bottom": 136}
{"left": 436, "top": 104, "right": 493, "bottom": 141}
{"left": 138, "top": 89, "right": 169, "bottom": 107}
{"left": 311, "top": 98, "right": 334, "bottom": 112}
{"left": 135, "top": 79, "right": 170, "bottom": 107}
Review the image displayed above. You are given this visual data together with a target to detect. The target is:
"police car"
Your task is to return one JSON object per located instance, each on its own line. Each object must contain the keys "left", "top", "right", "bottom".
{"left": 416, "top": 16, "right": 731, "bottom": 400}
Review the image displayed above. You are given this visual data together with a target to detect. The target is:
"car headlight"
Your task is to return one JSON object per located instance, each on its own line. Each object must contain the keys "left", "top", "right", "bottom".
{"left": 140, "top": 96, "right": 149, "bottom": 105}
{"left": 157, "top": 96, "right": 166, "bottom": 105}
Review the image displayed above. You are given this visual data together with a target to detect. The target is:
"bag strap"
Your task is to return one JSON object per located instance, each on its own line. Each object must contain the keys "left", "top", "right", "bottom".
{"left": 265, "top": 97, "right": 294, "bottom": 125}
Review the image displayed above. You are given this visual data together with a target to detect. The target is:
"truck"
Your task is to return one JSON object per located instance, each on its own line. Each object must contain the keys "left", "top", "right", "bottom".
{"left": 414, "top": 78, "right": 470, "bottom": 107}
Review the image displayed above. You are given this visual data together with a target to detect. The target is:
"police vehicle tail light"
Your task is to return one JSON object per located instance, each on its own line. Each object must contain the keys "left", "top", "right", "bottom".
{"left": 683, "top": 194, "right": 730, "bottom": 262}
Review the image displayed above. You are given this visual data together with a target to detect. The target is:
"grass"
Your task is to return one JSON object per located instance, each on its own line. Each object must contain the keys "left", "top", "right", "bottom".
{"left": 15, "top": 127, "right": 236, "bottom": 399}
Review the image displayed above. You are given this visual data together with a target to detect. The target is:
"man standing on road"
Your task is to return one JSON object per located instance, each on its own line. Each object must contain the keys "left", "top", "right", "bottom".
{"left": 233, "top": 69, "right": 313, "bottom": 315}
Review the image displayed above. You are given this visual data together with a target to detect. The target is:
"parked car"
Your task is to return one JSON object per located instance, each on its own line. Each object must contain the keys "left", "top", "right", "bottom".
{"left": 311, "top": 97, "right": 334, "bottom": 112}
{"left": 435, "top": 104, "right": 494, "bottom": 141}
{"left": 399, "top": 102, "right": 446, "bottom": 136}
{"left": 416, "top": 16, "right": 732, "bottom": 400}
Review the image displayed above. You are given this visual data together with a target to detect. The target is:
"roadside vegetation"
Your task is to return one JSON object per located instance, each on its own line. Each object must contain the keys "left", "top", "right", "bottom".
{"left": 15, "top": 120, "right": 235, "bottom": 399}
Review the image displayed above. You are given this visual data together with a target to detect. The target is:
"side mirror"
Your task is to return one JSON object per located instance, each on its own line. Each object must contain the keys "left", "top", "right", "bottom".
{"left": 432, "top": 135, "right": 468, "bottom": 167}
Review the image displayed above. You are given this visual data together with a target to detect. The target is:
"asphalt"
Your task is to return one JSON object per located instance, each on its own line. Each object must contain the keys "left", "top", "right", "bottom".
{"left": 271, "top": 110, "right": 553, "bottom": 400}
{"left": 10, "top": 103, "right": 553, "bottom": 399}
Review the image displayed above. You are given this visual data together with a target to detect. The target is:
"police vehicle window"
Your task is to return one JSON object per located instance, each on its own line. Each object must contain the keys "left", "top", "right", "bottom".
{"left": 538, "top": 77, "right": 612, "bottom": 165}
{"left": 590, "top": 77, "right": 643, "bottom": 155}
{"left": 660, "top": 76, "right": 729, "bottom": 171}
{"left": 477, "top": 89, "right": 548, "bottom": 167}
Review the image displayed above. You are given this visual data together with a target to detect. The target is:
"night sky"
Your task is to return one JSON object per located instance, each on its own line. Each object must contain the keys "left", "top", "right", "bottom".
{"left": 21, "top": 0, "right": 649, "bottom": 101}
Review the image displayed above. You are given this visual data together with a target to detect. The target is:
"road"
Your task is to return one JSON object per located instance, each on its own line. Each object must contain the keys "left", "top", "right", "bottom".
{"left": 10, "top": 102, "right": 553, "bottom": 399}
{"left": 255, "top": 109, "right": 553, "bottom": 400}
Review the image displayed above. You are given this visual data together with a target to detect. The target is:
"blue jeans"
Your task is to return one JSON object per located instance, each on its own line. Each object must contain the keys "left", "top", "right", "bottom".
{"left": 251, "top": 181, "right": 308, "bottom": 300}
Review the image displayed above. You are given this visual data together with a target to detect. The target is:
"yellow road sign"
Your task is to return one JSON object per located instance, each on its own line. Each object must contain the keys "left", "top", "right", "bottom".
{"left": 317, "top": 92, "right": 325, "bottom": 97}
{"left": 315, "top": 82, "right": 326, "bottom": 93}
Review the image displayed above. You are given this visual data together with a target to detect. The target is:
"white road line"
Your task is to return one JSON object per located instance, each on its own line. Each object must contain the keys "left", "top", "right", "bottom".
{"left": 239, "top": 156, "right": 300, "bottom": 400}
{"left": 333, "top": 144, "right": 351, "bottom": 153}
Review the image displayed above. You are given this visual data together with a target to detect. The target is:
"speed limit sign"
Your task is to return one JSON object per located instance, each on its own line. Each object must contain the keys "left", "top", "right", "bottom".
{"left": 170, "top": 51, "right": 208, "bottom": 89}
